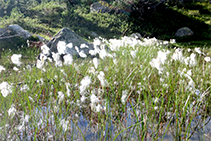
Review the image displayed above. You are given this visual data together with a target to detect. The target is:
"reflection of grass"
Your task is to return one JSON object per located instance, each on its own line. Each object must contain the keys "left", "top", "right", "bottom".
{"left": 0, "top": 39, "right": 211, "bottom": 140}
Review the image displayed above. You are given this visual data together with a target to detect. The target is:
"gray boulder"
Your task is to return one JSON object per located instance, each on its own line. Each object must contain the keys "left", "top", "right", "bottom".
{"left": 0, "top": 25, "right": 32, "bottom": 49}
{"left": 90, "top": 1, "right": 111, "bottom": 13}
{"left": 175, "top": 27, "right": 194, "bottom": 37}
{"left": 8, "top": 24, "right": 31, "bottom": 39}
{"left": 130, "top": 33, "right": 142, "bottom": 39}
{"left": 47, "top": 27, "right": 94, "bottom": 57}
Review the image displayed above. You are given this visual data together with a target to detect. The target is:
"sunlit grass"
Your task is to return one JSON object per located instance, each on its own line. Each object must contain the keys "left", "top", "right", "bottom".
{"left": 0, "top": 37, "right": 211, "bottom": 140}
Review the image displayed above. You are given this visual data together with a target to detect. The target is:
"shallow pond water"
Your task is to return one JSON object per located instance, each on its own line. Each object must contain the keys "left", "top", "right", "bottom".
{"left": 12, "top": 101, "right": 211, "bottom": 141}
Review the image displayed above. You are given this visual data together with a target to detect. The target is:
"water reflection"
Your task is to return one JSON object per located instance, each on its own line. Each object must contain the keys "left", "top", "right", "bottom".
{"left": 13, "top": 101, "right": 211, "bottom": 141}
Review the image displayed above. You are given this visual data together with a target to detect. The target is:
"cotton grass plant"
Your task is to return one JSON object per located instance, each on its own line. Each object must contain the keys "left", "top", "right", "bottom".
{"left": 0, "top": 36, "right": 211, "bottom": 140}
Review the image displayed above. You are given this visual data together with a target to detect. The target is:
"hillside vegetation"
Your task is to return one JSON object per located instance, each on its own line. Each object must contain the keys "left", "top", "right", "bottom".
{"left": 0, "top": 0, "right": 210, "bottom": 43}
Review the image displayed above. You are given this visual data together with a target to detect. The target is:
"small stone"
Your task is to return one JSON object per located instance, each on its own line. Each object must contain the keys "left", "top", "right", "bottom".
{"left": 175, "top": 27, "right": 194, "bottom": 37}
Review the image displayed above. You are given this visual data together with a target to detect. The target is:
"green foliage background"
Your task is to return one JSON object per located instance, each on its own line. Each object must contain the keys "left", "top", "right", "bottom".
{"left": 0, "top": 0, "right": 210, "bottom": 41}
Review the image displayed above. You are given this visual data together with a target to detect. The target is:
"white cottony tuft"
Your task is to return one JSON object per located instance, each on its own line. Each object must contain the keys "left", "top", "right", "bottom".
{"left": 204, "top": 57, "right": 211, "bottom": 62}
{"left": 79, "top": 50, "right": 87, "bottom": 58}
{"left": 0, "top": 81, "right": 13, "bottom": 97}
{"left": 93, "top": 57, "right": 99, "bottom": 69}
{"left": 0, "top": 65, "right": 6, "bottom": 73}
{"left": 189, "top": 53, "right": 197, "bottom": 67}
{"left": 58, "top": 91, "right": 64, "bottom": 104}
{"left": 11, "top": 54, "right": 22, "bottom": 66}
{"left": 41, "top": 44, "right": 51, "bottom": 56}
{"left": 13, "top": 66, "right": 19, "bottom": 71}
{"left": 80, "top": 43, "right": 88, "bottom": 48}
{"left": 79, "top": 76, "right": 91, "bottom": 95}
{"left": 57, "top": 41, "right": 67, "bottom": 55}
{"left": 93, "top": 38, "right": 101, "bottom": 48}
{"left": 130, "top": 50, "right": 137, "bottom": 58}
{"left": 149, "top": 50, "right": 170, "bottom": 73}
{"left": 81, "top": 95, "right": 86, "bottom": 102}
{"left": 20, "top": 84, "right": 29, "bottom": 92}
{"left": 36, "top": 53, "right": 47, "bottom": 69}
{"left": 172, "top": 48, "right": 183, "bottom": 61}
{"left": 90, "top": 94, "right": 100, "bottom": 104}
{"left": 65, "top": 83, "right": 71, "bottom": 97}
{"left": 157, "top": 50, "right": 170, "bottom": 65}
{"left": 195, "top": 47, "right": 202, "bottom": 55}
{"left": 63, "top": 54, "right": 73, "bottom": 65}
{"left": 97, "top": 71, "right": 109, "bottom": 87}
{"left": 66, "top": 43, "right": 73, "bottom": 48}
{"left": 95, "top": 104, "right": 103, "bottom": 112}
{"left": 99, "top": 49, "right": 107, "bottom": 60}
{"left": 121, "top": 90, "right": 129, "bottom": 104}
{"left": 60, "top": 118, "right": 69, "bottom": 132}
{"left": 149, "top": 58, "right": 163, "bottom": 73}
{"left": 52, "top": 52, "right": 63, "bottom": 67}
{"left": 8, "top": 104, "right": 16, "bottom": 118}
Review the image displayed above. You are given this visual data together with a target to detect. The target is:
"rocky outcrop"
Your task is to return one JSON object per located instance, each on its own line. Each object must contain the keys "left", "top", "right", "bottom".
{"left": 90, "top": 1, "right": 111, "bottom": 13}
{"left": 0, "top": 24, "right": 33, "bottom": 50}
{"left": 175, "top": 27, "right": 194, "bottom": 37}
{"left": 47, "top": 27, "right": 94, "bottom": 57}
{"left": 8, "top": 24, "right": 31, "bottom": 39}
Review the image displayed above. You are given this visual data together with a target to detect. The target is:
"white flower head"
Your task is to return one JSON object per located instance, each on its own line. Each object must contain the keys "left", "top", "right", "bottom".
{"left": 66, "top": 43, "right": 73, "bottom": 48}
{"left": 65, "top": 82, "right": 71, "bottom": 97}
{"left": 93, "top": 58, "right": 99, "bottom": 69}
{"left": 170, "top": 39, "right": 176, "bottom": 43}
{"left": 41, "top": 44, "right": 51, "bottom": 56}
{"left": 36, "top": 78, "right": 44, "bottom": 85}
{"left": 79, "top": 76, "right": 91, "bottom": 95}
{"left": 189, "top": 53, "right": 197, "bottom": 67}
{"left": 0, "top": 81, "right": 13, "bottom": 97}
{"left": 36, "top": 53, "right": 48, "bottom": 69}
{"left": 149, "top": 58, "right": 163, "bottom": 73}
{"left": 36, "top": 59, "right": 44, "bottom": 69}
{"left": 95, "top": 104, "right": 102, "bottom": 112}
{"left": 90, "top": 94, "right": 100, "bottom": 104}
{"left": 11, "top": 54, "right": 22, "bottom": 66}
{"left": 60, "top": 118, "right": 69, "bottom": 132}
{"left": 81, "top": 95, "right": 86, "bottom": 102}
{"left": 0, "top": 65, "right": 5, "bottom": 73}
{"left": 195, "top": 47, "right": 201, "bottom": 54}
{"left": 52, "top": 52, "right": 63, "bottom": 67}
{"left": 157, "top": 50, "right": 169, "bottom": 65}
{"left": 97, "top": 71, "right": 109, "bottom": 87}
{"left": 93, "top": 38, "right": 101, "bottom": 48}
{"left": 172, "top": 48, "right": 183, "bottom": 61}
{"left": 121, "top": 90, "right": 129, "bottom": 104}
{"left": 57, "top": 41, "right": 66, "bottom": 55}
{"left": 13, "top": 66, "right": 19, "bottom": 71}
{"left": 99, "top": 49, "right": 107, "bottom": 60}
{"left": 89, "top": 50, "right": 98, "bottom": 56}
{"left": 204, "top": 57, "right": 211, "bottom": 62}
{"left": 79, "top": 50, "right": 87, "bottom": 58}
{"left": 20, "top": 84, "right": 29, "bottom": 92}
{"left": 58, "top": 91, "right": 64, "bottom": 104}
{"left": 130, "top": 50, "right": 137, "bottom": 58}
{"left": 8, "top": 104, "right": 16, "bottom": 118}
{"left": 80, "top": 43, "right": 88, "bottom": 48}
{"left": 63, "top": 54, "right": 73, "bottom": 65}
